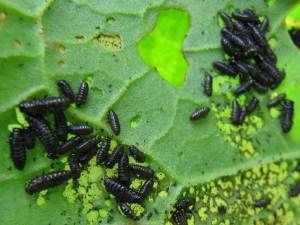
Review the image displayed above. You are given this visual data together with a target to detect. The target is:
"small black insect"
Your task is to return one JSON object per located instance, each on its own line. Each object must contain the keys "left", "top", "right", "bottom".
{"left": 203, "top": 73, "right": 213, "bottom": 97}
{"left": 9, "top": 128, "right": 26, "bottom": 170}
{"left": 175, "top": 197, "right": 195, "bottom": 211}
{"left": 96, "top": 136, "right": 111, "bottom": 165}
{"left": 19, "top": 97, "right": 70, "bottom": 116}
{"left": 26, "top": 115, "right": 59, "bottom": 159}
{"left": 106, "top": 144, "right": 124, "bottom": 168}
{"left": 231, "top": 99, "right": 241, "bottom": 125}
{"left": 246, "top": 64, "right": 269, "bottom": 85}
{"left": 230, "top": 61, "right": 249, "bottom": 81}
{"left": 245, "top": 97, "right": 259, "bottom": 114}
{"left": 289, "top": 181, "right": 300, "bottom": 197}
{"left": 171, "top": 209, "right": 187, "bottom": 225}
{"left": 108, "top": 110, "right": 121, "bottom": 135}
{"left": 68, "top": 153, "right": 81, "bottom": 179}
{"left": 129, "top": 165, "right": 154, "bottom": 179}
{"left": 25, "top": 170, "right": 72, "bottom": 195}
{"left": 219, "top": 12, "right": 234, "bottom": 30}
{"left": 57, "top": 80, "right": 76, "bottom": 103}
{"left": 252, "top": 81, "right": 268, "bottom": 94}
{"left": 118, "top": 153, "right": 130, "bottom": 186}
{"left": 75, "top": 136, "right": 101, "bottom": 156}
{"left": 76, "top": 81, "right": 89, "bottom": 107}
{"left": 190, "top": 107, "right": 210, "bottom": 121}
{"left": 234, "top": 80, "right": 254, "bottom": 96}
{"left": 239, "top": 107, "right": 247, "bottom": 125}
{"left": 139, "top": 179, "right": 154, "bottom": 199}
{"left": 23, "top": 127, "right": 35, "bottom": 149}
{"left": 281, "top": 100, "right": 294, "bottom": 133}
{"left": 104, "top": 178, "right": 142, "bottom": 203}
{"left": 232, "top": 9, "right": 259, "bottom": 22}
{"left": 54, "top": 111, "right": 68, "bottom": 142}
{"left": 261, "top": 17, "right": 269, "bottom": 33}
{"left": 247, "top": 22, "right": 268, "bottom": 48}
{"left": 59, "top": 136, "right": 82, "bottom": 155}
{"left": 213, "top": 61, "right": 237, "bottom": 77}
{"left": 119, "top": 202, "right": 138, "bottom": 221}
{"left": 255, "top": 55, "right": 284, "bottom": 83}
{"left": 221, "top": 28, "right": 248, "bottom": 49}
{"left": 218, "top": 206, "right": 227, "bottom": 214}
{"left": 129, "top": 145, "right": 145, "bottom": 163}
{"left": 68, "top": 124, "right": 93, "bottom": 135}
{"left": 221, "top": 37, "right": 238, "bottom": 57}
{"left": 253, "top": 197, "right": 271, "bottom": 208}
{"left": 267, "top": 94, "right": 286, "bottom": 108}
{"left": 79, "top": 146, "right": 98, "bottom": 165}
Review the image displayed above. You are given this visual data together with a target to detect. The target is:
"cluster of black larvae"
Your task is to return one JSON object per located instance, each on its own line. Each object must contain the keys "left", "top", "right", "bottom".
{"left": 190, "top": 9, "right": 294, "bottom": 133}
{"left": 8, "top": 80, "right": 155, "bottom": 221}
{"left": 171, "top": 197, "right": 195, "bottom": 225}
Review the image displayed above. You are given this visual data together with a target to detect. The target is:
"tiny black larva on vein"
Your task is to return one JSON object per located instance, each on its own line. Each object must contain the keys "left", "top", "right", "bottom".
{"left": 108, "top": 110, "right": 121, "bottom": 135}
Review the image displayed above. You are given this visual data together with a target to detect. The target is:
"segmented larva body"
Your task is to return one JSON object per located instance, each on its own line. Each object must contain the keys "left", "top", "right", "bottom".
{"left": 232, "top": 10, "right": 259, "bottom": 22}
{"left": 68, "top": 153, "right": 81, "bottom": 179}
{"left": 54, "top": 111, "right": 68, "bottom": 142}
{"left": 119, "top": 202, "right": 138, "bottom": 221}
{"left": 106, "top": 144, "right": 124, "bottom": 168}
{"left": 253, "top": 198, "right": 271, "bottom": 208}
{"left": 118, "top": 153, "right": 130, "bottom": 186}
{"left": 76, "top": 81, "right": 89, "bottom": 107}
{"left": 25, "top": 170, "right": 72, "bottom": 195}
{"left": 171, "top": 209, "right": 188, "bottom": 225}
{"left": 9, "top": 128, "right": 26, "bottom": 170}
{"left": 129, "top": 165, "right": 154, "bottom": 179}
{"left": 213, "top": 61, "right": 237, "bottom": 77}
{"left": 203, "top": 73, "right": 213, "bottom": 97}
{"left": 190, "top": 107, "right": 210, "bottom": 121}
{"left": 245, "top": 97, "right": 259, "bottom": 115}
{"left": 108, "top": 110, "right": 121, "bottom": 135}
{"left": 59, "top": 136, "right": 82, "bottom": 155}
{"left": 138, "top": 179, "right": 154, "bottom": 199}
{"left": 96, "top": 136, "right": 111, "bottom": 165}
{"left": 231, "top": 100, "right": 241, "bottom": 125}
{"left": 267, "top": 94, "right": 286, "bottom": 108}
{"left": 234, "top": 80, "right": 254, "bottom": 96}
{"left": 75, "top": 136, "right": 101, "bottom": 156}
{"left": 281, "top": 100, "right": 294, "bottom": 133}
{"left": 57, "top": 80, "right": 76, "bottom": 103}
{"left": 175, "top": 197, "right": 195, "bottom": 211}
{"left": 128, "top": 145, "right": 145, "bottom": 163}
{"left": 68, "top": 124, "right": 93, "bottom": 135}
{"left": 79, "top": 146, "right": 98, "bottom": 165}
{"left": 23, "top": 127, "right": 35, "bottom": 149}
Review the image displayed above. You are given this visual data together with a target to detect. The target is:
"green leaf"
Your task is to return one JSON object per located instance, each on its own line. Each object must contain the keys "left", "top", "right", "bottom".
{"left": 1, "top": 0, "right": 300, "bottom": 224}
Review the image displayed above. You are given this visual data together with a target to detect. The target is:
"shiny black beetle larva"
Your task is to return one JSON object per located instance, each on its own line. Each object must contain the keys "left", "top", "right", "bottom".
{"left": 253, "top": 81, "right": 268, "bottom": 93}
{"left": 231, "top": 99, "right": 241, "bottom": 125}
{"left": 108, "top": 110, "right": 121, "bottom": 135}
{"left": 57, "top": 80, "right": 76, "bottom": 103}
{"left": 106, "top": 144, "right": 124, "bottom": 168}
{"left": 129, "top": 145, "right": 145, "bottom": 163}
{"left": 23, "top": 127, "right": 35, "bottom": 149}
{"left": 25, "top": 170, "right": 72, "bottom": 195}
{"left": 232, "top": 9, "right": 259, "bottom": 22}
{"left": 246, "top": 64, "right": 269, "bottom": 85}
{"left": 219, "top": 12, "right": 234, "bottom": 30}
{"left": 79, "top": 146, "right": 98, "bottom": 165}
{"left": 245, "top": 97, "right": 259, "bottom": 114}
{"left": 221, "top": 28, "right": 248, "bottom": 49}
{"left": 171, "top": 209, "right": 188, "bottom": 225}
{"left": 96, "top": 136, "right": 111, "bottom": 165}
{"left": 75, "top": 136, "right": 101, "bottom": 156}
{"left": 261, "top": 17, "right": 269, "bottom": 33}
{"left": 104, "top": 178, "right": 142, "bottom": 203}
{"left": 267, "top": 94, "right": 286, "bottom": 108}
{"left": 247, "top": 22, "right": 268, "bottom": 48}
{"left": 26, "top": 115, "right": 59, "bottom": 159}
{"left": 289, "top": 181, "right": 300, "bottom": 197}
{"left": 253, "top": 197, "right": 271, "bottom": 208}
{"left": 139, "top": 179, "right": 154, "bottom": 199}
{"left": 175, "top": 197, "right": 195, "bottom": 210}
{"left": 119, "top": 202, "right": 138, "bottom": 221}
{"left": 76, "top": 81, "right": 89, "bottom": 107}
{"left": 281, "top": 100, "right": 294, "bottom": 133}
{"left": 68, "top": 124, "right": 93, "bottom": 135}
{"left": 221, "top": 37, "right": 238, "bottom": 57}
{"left": 19, "top": 97, "right": 70, "bottom": 116}
{"left": 190, "top": 107, "right": 210, "bottom": 121}
{"left": 68, "top": 153, "right": 81, "bottom": 179}
{"left": 213, "top": 61, "right": 237, "bottom": 77}
{"left": 129, "top": 165, "right": 154, "bottom": 178}
{"left": 54, "top": 111, "right": 68, "bottom": 142}
{"left": 234, "top": 80, "right": 254, "bottom": 96}
{"left": 118, "top": 153, "right": 130, "bottom": 186}
{"left": 9, "top": 128, "right": 26, "bottom": 170}
{"left": 239, "top": 107, "right": 247, "bottom": 125}
{"left": 59, "top": 136, "right": 82, "bottom": 155}
{"left": 203, "top": 73, "right": 213, "bottom": 97}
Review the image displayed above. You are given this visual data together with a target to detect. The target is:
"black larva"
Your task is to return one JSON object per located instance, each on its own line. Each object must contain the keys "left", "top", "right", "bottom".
{"left": 106, "top": 144, "right": 124, "bottom": 168}
{"left": 128, "top": 145, "right": 145, "bottom": 163}
{"left": 79, "top": 146, "right": 98, "bottom": 165}
{"left": 221, "top": 37, "right": 239, "bottom": 57}
{"left": 171, "top": 209, "right": 188, "bottom": 225}
{"left": 129, "top": 165, "right": 154, "bottom": 178}
{"left": 19, "top": 97, "right": 70, "bottom": 116}
{"left": 246, "top": 64, "right": 269, "bottom": 85}
{"left": 245, "top": 97, "right": 259, "bottom": 115}
{"left": 75, "top": 136, "right": 101, "bottom": 156}
{"left": 76, "top": 81, "right": 89, "bottom": 107}
{"left": 253, "top": 81, "right": 268, "bottom": 93}
{"left": 68, "top": 124, "right": 93, "bottom": 135}
{"left": 213, "top": 61, "right": 237, "bottom": 77}
{"left": 23, "top": 127, "right": 35, "bottom": 150}
{"left": 232, "top": 10, "right": 259, "bottom": 22}
{"left": 9, "top": 128, "right": 26, "bottom": 170}
{"left": 68, "top": 153, "right": 81, "bottom": 179}
{"left": 139, "top": 179, "right": 154, "bottom": 199}
{"left": 96, "top": 136, "right": 111, "bottom": 165}
{"left": 231, "top": 100, "right": 241, "bottom": 125}
{"left": 253, "top": 197, "right": 271, "bottom": 208}
{"left": 54, "top": 111, "right": 68, "bottom": 142}
{"left": 104, "top": 178, "right": 142, "bottom": 203}
{"left": 289, "top": 181, "right": 300, "bottom": 197}
{"left": 221, "top": 28, "right": 248, "bottom": 49}
{"left": 59, "top": 136, "right": 82, "bottom": 155}
{"left": 281, "top": 100, "right": 294, "bottom": 133}
{"left": 247, "top": 22, "right": 268, "bottom": 48}
{"left": 57, "top": 80, "right": 76, "bottom": 103}
{"left": 261, "top": 17, "right": 269, "bottom": 33}
{"left": 118, "top": 153, "right": 130, "bottom": 186}
{"left": 26, "top": 115, "right": 59, "bottom": 159}
{"left": 108, "top": 110, "right": 121, "bottom": 135}
{"left": 119, "top": 202, "right": 138, "bottom": 221}
{"left": 234, "top": 80, "right": 254, "bottom": 96}
{"left": 203, "top": 73, "right": 213, "bottom": 97}
{"left": 26, "top": 170, "right": 72, "bottom": 195}
{"left": 175, "top": 197, "right": 195, "bottom": 211}
{"left": 267, "top": 94, "right": 286, "bottom": 108}
{"left": 239, "top": 107, "right": 247, "bottom": 125}
{"left": 219, "top": 12, "right": 234, "bottom": 30}
{"left": 190, "top": 107, "right": 210, "bottom": 121}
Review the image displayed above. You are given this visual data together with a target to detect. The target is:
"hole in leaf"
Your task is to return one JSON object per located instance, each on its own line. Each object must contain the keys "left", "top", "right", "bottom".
{"left": 94, "top": 33, "right": 122, "bottom": 52}
{"left": 58, "top": 60, "right": 65, "bottom": 67}
{"left": 84, "top": 73, "right": 94, "bottom": 85}
{"left": 91, "top": 86, "right": 103, "bottom": 97}
{"left": 130, "top": 115, "right": 141, "bottom": 129}
{"left": 54, "top": 43, "right": 66, "bottom": 53}
{"left": 14, "top": 39, "right": 22, "bottom": 48}
{"left": 75, "top": 35, "right": 85, "bottom": 42}
{"left": 106, "top": 17, "right": 115, "bottom": 25}
{"left": 138, "top": 9, "right": 190, "bottom": 87}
